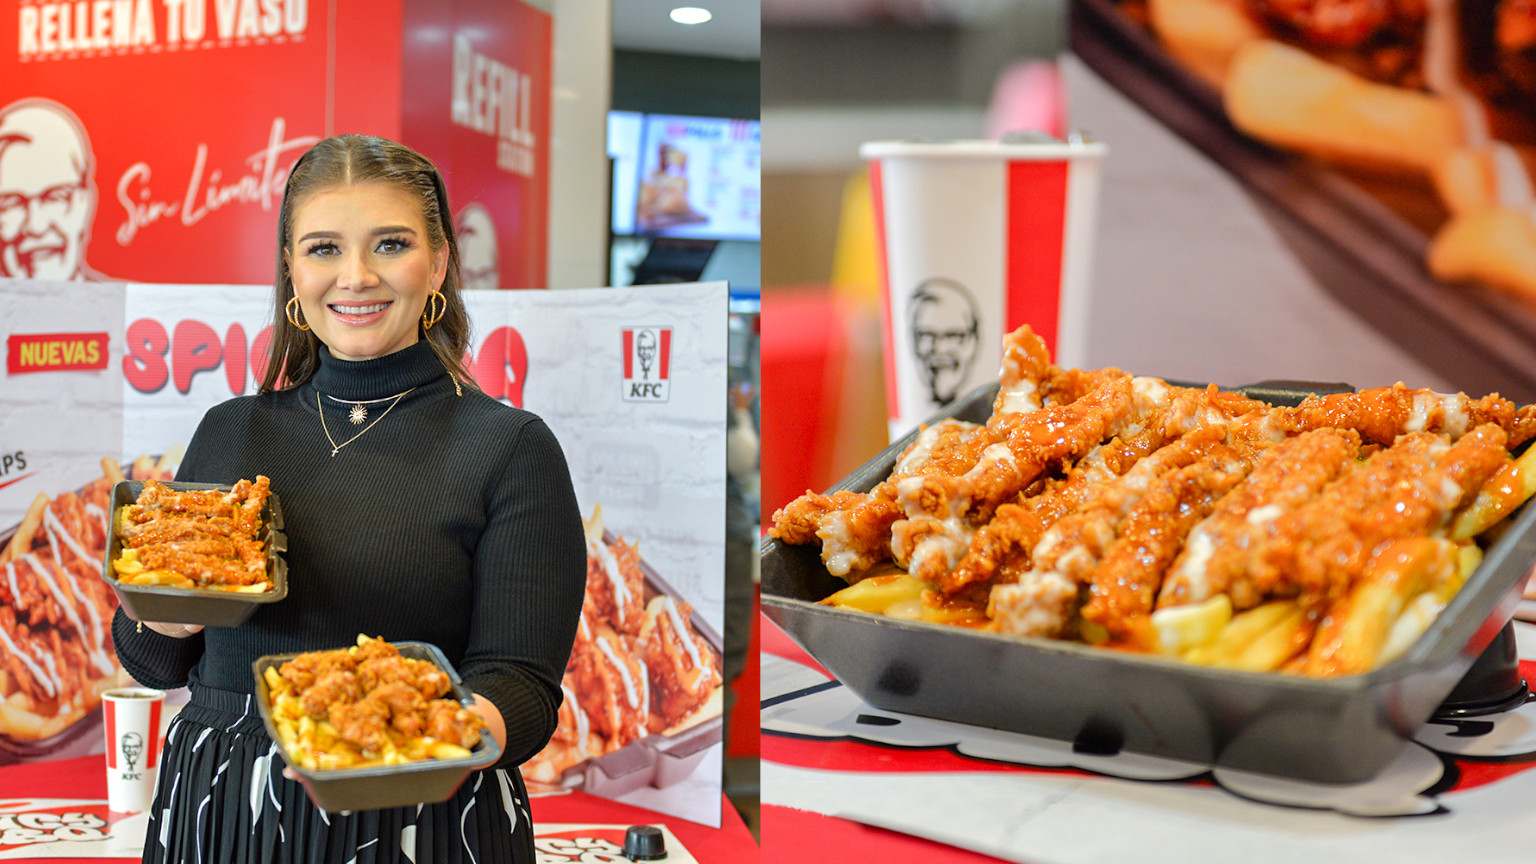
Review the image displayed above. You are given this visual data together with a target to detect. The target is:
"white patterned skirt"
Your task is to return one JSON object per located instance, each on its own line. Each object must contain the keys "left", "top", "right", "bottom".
{"left": 142, "top": 684, "right": 534, "bottom": 864}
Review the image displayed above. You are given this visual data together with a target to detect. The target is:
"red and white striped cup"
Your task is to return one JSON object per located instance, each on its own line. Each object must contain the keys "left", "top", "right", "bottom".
{"left": 103, "top": 687, "right": 165, "bottom": 813}
{"left": 861, "top": 136, "right": 1107, "bottom": 440}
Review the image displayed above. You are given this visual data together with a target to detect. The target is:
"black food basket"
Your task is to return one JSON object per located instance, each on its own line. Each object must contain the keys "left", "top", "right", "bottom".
{"left": 103, "top": 480, "right": 287, "bottom": 627}
{"left": 252, "top": 641, "right": 501, "bottom": 813}
{"left": 761, "top": 381, "right": 1536, "bottom": 784}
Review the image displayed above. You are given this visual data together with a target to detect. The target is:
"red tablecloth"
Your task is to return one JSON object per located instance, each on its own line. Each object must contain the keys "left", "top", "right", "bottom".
{"left": 0, "top": 755, "right": 756, "bottom": 862}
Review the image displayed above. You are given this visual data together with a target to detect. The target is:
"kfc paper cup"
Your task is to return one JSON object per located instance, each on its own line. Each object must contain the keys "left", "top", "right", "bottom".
{"left": 862, "top": 136, "right": 1107, "bottom": 440}
{"left": 102, "top": 687, "right": 165, "bottom": 813}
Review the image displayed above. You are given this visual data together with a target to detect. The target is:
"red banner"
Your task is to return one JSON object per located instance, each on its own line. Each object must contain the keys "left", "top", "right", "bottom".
{"left": 0, "top": 0, "right": 550, "bottom": 288}
{"left": 5, "top": 330, "right": 108, "bottom": 374}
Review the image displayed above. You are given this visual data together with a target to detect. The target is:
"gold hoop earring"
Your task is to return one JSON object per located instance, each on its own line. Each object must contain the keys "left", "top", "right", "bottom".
{"left": 285, "top": 296, "right": 310, "bottom": 331}
{"left": 422, "top": 290, "right": 447, "bottom": 331}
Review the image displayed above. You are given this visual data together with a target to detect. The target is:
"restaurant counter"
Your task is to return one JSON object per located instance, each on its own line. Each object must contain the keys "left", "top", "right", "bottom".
{"left": 762, "top": 611, "right": 1536, "bottom": 863}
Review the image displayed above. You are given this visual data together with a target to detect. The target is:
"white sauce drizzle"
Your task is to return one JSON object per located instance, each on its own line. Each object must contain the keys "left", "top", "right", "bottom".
{"left": 22, "top": 552, "right": 113, "bottom": 676}
{"left": 997, "top": 381, "right": 1042, "bottom": 415}
{"left": 596, "top": 636, "right": 643, "bottom": 710}
{"left": 1169, "top": 527, "right": 1217, "bottom": 602}
{"left": 42, "top": 508, "right": 111, "bottom": 673}
{"left": 561, "top": 683, "right": 590, "bottom": 758}
{"left": 989, "top": 570, "right": 1077, "bottom": 637}
{"left": 1245, "top": 504, "right": 1284, "bottom": 526}
{"left": 818, "top": 512, "right": 860, "bottom": 576}
{"left": 0, "top": 567, "right": 59, "bottom": 698}
{"left": 660, "top": 596, "right": 705, "bottom": 682}
{"left": 588, "top": 538, "right": 632, "bottom": 627}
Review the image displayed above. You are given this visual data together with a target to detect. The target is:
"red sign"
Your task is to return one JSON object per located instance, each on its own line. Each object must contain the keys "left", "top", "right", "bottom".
{"left": 404, "top": 0, "right": 552, "bottom": 290}
{"left": 0, "top": 0, "right": 551, "bottom": 288}
{"left": 5, "top": 330, "right": 108, "bottom": 373}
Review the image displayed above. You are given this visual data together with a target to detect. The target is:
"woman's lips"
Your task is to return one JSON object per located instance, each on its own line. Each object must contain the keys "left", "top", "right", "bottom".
{"left": 327, "top": 300, "right": 392, "bottom": 325}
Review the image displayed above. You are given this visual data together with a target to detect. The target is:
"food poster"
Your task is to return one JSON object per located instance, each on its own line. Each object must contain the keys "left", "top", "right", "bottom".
{"left": 1, "top": 0, "right": 551, "bottom": 290}
{"left": 0, "top": 279, "right": 129, "bottom": 767}
{"left": 1073, "top": 1, "right": 1536, "bottom": 334}
{"left": 1, "top": 278, "right": 730, "bottom": 828}
{"left": 464, "top": 282, "right": 731, "bottom": 828}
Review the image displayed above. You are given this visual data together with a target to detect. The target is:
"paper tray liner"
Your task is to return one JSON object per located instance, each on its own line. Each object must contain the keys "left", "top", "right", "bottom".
{"left": 761, "top": 380, "right": 1536, "bottom": 784}
{"left": 103, "top": 480, "right": 288, "bottom": 628}
{"left": 252, "top": 641, "right": 501, "bottom": 813}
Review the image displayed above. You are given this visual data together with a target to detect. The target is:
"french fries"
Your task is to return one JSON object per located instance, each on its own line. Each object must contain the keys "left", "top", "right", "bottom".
{"left": 1224, "top": 40, "right": 1463, "bottom": 175}
{"left": 109, "top": 476, "right": 275, "bottom": 592}
{"left": 822, "top": 570, "right": 993, "bottom": 627}
{"left": 1111, "top": 0, "right": 1536, "bottom": 303}
{"left": 261, "top": 635, "right": 481, "bottom": 772}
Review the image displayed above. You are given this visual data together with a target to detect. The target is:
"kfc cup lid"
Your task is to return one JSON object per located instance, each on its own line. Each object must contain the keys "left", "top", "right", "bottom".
{"left": 860, "top": 132, "right": 1106, "bottom": 161}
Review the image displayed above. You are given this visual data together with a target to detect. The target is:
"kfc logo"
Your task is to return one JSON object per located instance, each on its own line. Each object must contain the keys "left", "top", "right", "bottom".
{"left": 908, "top": 278, "right": 980, "bottom": 408}
{"left": 0, "top": 98, "right": 102, "bottom": 281}
{"left": 456, "top": 202, "right": 499, "bottom": 290}
{"left": 622, "top": 327, "right": 670, "bottom": 403}
{"left": 119, "top": 732, "right": 143, "bottom": 777}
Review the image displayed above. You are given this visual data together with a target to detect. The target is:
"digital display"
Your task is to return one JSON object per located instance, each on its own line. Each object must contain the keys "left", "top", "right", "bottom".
{"left": 608, "top": 111, "right": 761, "bottom": 242}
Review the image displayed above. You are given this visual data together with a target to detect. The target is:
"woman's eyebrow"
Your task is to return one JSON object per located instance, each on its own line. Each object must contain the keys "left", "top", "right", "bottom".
{"left": 295, "top": 225, "right": 420, "bottom": 243}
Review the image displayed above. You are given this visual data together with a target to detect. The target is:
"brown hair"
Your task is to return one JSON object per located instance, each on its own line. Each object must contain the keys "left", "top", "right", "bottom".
{"left": 260, "top": 134, "right": 476, "bottom": 393}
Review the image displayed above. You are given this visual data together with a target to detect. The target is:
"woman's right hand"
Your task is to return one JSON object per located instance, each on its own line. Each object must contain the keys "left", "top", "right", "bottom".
{"left": 140, "top": 621, "right": 205, "bottom": 639}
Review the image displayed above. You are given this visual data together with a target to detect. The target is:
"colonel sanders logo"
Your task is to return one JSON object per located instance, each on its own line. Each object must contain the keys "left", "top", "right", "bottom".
{"left": 622, "top": 326, "right": 671, "bottom": 403}
{"left": 119, "top": 732, "right": 143, "bottom": 775}
{"left": 455, "top": 202, "right": 498, "bottom": 291}
{"left": 908, "top": 278, "right": 980, "bottom": 408}
{"left": 0, "top": 98, "right": 103, "bottom": 281}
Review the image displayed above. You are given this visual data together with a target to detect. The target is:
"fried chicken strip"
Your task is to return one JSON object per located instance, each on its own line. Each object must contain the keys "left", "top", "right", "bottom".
{"left": 1286, "top": 384, "right": 1536, "bottom": 447}
{"left": 988, "top": 426, "right": 1233, "bottom": 639}
{"left": 1081, "top": 445, "right": 1252, "bottom": 642}
{"left": 1157, "top": 427, "right": 1363, "bottom": 611}
{"left": 1253, "top": 424, "right": 1509, "bottom": 611}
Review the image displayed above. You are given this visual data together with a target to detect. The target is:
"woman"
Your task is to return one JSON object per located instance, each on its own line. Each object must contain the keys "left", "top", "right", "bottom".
{"left": 110, "top": 134, "right": 587, "bottom": 864}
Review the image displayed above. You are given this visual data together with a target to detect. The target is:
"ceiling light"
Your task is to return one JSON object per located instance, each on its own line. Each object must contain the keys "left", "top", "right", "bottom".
{"left": 669, "top": 7, "right": 712, "bottom": 25}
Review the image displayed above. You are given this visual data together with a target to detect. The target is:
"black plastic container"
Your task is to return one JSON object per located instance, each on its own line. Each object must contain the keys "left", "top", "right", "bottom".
{"left": 252, "top": 641, "right": 501, "bottom": 813}
{"left": 761, "top": 381, "right": 1536, "bottom": 784}
{"left": 103, "top": 480, "right": 287, "bottom": 627}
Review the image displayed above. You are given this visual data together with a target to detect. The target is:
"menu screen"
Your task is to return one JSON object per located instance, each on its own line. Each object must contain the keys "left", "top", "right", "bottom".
{"left": 609, "top": 111, "right": 761, "bottom": 242}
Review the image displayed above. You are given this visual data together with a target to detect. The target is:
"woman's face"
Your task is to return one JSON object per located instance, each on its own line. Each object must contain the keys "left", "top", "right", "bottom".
{"left": 286, "top": 182, "right": 447, "bottom": 362}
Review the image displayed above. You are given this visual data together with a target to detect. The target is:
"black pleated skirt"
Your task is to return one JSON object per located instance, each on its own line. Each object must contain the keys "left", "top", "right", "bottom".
{"left": 142, "top": 684, "right": 534, "bottom": 864}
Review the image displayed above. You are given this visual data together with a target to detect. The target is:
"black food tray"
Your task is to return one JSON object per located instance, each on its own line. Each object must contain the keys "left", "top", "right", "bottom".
{"left": 558, "top": 531, "right": 725, "bottom": 798}
{"left": 103, "top": 480, "right": 287, "bottom": 627}
{"left": 252, "top": 641, "right": 501, "bottom": 813}
{"left": 761, "top": 381, "right": 1536, "bottom": 784}
{"left": 1069, "top": 0, "right": 1536, "bottom": 402}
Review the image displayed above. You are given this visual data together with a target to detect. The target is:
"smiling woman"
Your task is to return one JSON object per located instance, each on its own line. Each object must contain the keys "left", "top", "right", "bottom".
{"left": 109, "top": 134, "right": 588, "bottom": 864}
{"left": 285, "top": 183, "right": 448, "bottom": 363}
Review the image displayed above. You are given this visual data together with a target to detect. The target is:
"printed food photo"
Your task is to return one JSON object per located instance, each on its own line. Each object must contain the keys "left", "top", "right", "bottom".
{"left": 0, "top": 454, "right": 175, "bottom": 760}
{"left": 522, "top": 505, "right": 724, "bottom": 796}
{"left": 1071, "top": 0, "right": 1536, "bottom": 399}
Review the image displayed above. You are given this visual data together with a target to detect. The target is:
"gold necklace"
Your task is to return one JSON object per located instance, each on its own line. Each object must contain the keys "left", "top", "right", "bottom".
{"left": 317, "top": 387, "right": 414, "bottom": 457}
{"left": 325, "top": 390, "right": 415, "bottom": 424}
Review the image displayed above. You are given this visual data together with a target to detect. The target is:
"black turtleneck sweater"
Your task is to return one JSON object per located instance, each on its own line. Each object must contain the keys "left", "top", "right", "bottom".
{"left": 110, "top": 340, "right": 587, "bottom": 768}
